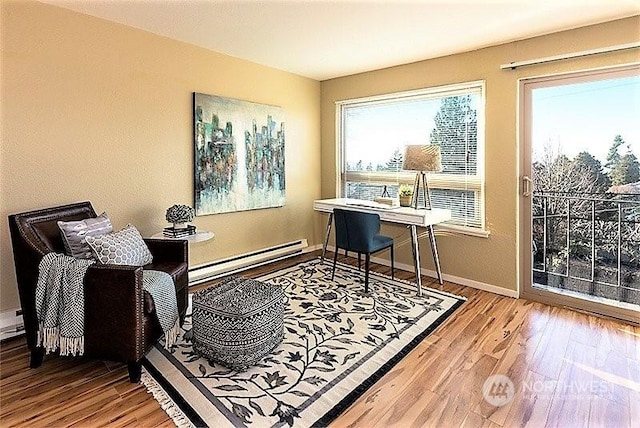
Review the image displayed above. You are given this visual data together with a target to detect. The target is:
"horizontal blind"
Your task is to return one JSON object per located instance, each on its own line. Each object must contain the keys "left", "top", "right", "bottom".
{"left": 338, "top": 81, "right": 485, "bottom": 230}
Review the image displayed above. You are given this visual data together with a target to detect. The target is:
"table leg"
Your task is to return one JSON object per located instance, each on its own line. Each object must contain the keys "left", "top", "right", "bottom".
{"left": 428, "top": 225, "right": 444, "bottom": 285}
{"left": 410, "top": 225, "right": 423, "bottom": 296}
{"left": 321, "top": 212, "right": 334, "bottom": 262}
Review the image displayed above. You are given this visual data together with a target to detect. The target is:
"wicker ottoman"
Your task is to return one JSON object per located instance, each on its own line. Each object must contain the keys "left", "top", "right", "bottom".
{"left": 191, "top": 276, "right": 285, "bottom": 371}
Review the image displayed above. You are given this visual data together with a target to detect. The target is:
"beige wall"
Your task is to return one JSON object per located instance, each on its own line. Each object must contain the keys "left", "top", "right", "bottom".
{"left": 0, "top": 1, "right": 321, "bottom": 311}
{"left": 320, "top": 16, "right": 640, "bottom": 294}
{"left": 1, "top": 2, "right": 638, "bottom": 313}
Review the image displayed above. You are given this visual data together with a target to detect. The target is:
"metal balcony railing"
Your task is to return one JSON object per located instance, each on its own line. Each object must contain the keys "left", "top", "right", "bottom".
{"left": 532, "top": 192, "right": 640, "bottom": 307}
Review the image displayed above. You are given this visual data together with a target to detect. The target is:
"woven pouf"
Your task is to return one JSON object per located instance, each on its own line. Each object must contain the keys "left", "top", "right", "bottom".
{"left": 191, "top": 276, "right": 285, "bottom": 371}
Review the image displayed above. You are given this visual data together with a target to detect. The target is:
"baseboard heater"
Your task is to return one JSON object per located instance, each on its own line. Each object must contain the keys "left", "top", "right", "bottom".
{"left": 1, "top": 308, "right": 25, "bottom": 341}
{"left": 188, "top": 239, "right": 308, "bottom": 286}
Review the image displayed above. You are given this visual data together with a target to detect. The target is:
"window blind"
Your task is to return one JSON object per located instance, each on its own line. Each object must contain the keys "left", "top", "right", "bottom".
{"left": 337, "top": 81, "right": 486, "bottom": 232}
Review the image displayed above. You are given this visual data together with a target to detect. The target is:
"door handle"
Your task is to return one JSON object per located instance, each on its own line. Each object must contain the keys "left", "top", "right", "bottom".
{"left": 522, "top": 176, "right": 533, "bottom": 197}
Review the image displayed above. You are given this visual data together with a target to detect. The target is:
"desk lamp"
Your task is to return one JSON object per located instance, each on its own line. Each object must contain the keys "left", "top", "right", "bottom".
{"left": 402, "top": 145, "right": 442, "bottom": 210}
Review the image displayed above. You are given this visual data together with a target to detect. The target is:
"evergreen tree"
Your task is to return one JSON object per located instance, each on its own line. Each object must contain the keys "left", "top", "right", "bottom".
{"left": 573, "top": 151, "right": 610, "bottom": 191}
{"left": 610, "top": 150, "right": 640, "bottom": 186}
{"left": 429, "top": 95, "right": 477, "bottom": 174}
{"left": 605, "top": 135, "right": 640, "bottom": 186}
{"left": 384, "top": 148, "right": 404, "bottom": 172}
{"left": 605, "top": 134, "right": 624, "bottom": 169}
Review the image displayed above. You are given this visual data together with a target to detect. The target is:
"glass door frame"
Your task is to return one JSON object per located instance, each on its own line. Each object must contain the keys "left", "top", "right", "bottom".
{"left": 518, "top": 64, "right": 640, "bottom": 324}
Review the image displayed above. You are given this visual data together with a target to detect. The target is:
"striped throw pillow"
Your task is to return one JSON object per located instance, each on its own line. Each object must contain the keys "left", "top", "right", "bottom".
{"left": 58, "top": 212, "right": 113, "bottom": 259}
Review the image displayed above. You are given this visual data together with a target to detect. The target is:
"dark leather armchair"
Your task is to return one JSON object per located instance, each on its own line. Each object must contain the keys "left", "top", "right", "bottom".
{"left": 331, "top": 208, "right": 394, "bottom": 292}
{"left": 8, "top": 201, "right": 189, "bottom": 382}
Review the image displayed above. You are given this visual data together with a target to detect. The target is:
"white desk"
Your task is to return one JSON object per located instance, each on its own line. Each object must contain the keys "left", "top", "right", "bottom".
{"left": 314, "top": 198, "right": 451, "bottom": 295}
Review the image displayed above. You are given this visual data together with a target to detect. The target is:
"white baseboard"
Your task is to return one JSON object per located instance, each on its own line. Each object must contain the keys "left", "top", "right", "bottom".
{"left": 326, "top": 245, "right": 519, "bottom": 299}
{"left": 1, "top": 308, "right": 25, "bottom": 340}
{"left": 305, "top": 243, "right": 324, "bottom": 253}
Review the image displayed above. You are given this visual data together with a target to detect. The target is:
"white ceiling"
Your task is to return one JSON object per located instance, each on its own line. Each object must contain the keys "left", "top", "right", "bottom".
{"left": 42, "top": 0, "right": 640, "bottom": 81}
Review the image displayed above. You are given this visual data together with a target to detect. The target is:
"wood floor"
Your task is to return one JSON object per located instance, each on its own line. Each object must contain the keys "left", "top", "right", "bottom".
{"left": 1, "top": 251, "right": 638, "bottom": 427}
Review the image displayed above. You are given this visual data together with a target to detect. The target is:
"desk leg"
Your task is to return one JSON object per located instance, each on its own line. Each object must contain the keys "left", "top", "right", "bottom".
{"left": 428, "top": 225, "right": 444, "bottom": 285}
{"left": 321, "top": 212, "right": 334, "bottom": 262}
{"left": 410, "top": 225, "right": 423, "bottom": 296}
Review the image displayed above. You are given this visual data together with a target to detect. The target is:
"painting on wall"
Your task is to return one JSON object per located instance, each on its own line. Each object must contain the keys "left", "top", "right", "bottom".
{"left": 194, "top": 93, "right": 285, "bottom": 216}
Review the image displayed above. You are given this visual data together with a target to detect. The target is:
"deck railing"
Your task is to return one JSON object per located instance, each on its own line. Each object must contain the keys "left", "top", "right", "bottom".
{"left": 532, "top": 192, "right": 640, "bottom": 307}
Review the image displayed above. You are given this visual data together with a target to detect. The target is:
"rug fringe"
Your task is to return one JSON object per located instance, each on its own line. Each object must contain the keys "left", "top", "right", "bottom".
{"left": 141, "top": 370, "right": 194, "bottom": 428}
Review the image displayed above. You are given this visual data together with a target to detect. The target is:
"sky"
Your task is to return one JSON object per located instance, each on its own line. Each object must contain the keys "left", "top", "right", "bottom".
{"left": 532, "top": 74, "right": 640, "bottom": 165}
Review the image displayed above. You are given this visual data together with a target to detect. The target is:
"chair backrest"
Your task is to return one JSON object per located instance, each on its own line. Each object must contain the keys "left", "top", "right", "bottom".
{"left": 333, "top": 208, "right": 381, "bottom": 253}
{"left": 9, "top": 201, "right": 97, "bottom": 255}
{"left": 8, "top": 201, "right": 97, "bottom": 348}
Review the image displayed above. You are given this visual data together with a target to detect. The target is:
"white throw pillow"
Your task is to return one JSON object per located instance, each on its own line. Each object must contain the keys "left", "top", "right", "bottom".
{"left": 86, "top": 224, "right": 153, "bottom": 266}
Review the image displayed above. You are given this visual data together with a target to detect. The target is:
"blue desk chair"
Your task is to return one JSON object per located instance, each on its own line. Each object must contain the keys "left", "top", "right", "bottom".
{"left": 331, "top": 208, "right": 394, "bottom": 293}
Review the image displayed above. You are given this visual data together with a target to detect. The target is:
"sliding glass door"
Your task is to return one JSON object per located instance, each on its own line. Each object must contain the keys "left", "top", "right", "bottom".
{"left": 520, "top": 65, "right": 640, "bottom": 322}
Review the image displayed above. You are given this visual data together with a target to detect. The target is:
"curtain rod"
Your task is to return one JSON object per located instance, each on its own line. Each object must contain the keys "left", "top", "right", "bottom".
{"left": 500, "top": 41, "right": 640, "bottom": 70}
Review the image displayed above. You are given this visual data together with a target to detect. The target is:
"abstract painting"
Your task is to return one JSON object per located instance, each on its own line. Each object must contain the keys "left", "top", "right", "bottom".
{"left": 194, "top": 93, "right": 285, "bottom": 215}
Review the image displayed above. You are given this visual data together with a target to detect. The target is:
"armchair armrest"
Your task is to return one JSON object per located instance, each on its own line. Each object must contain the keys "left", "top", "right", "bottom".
{"left": 144, "top": 238, "right": 188, "bottom": 264}
{"left": 83, "top": 264, "right": 146, "bottom": 361}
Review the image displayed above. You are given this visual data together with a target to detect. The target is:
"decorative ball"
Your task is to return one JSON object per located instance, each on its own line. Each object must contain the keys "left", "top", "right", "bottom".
{"left": 165, "top": 204, "right": 195, "bottom": 224}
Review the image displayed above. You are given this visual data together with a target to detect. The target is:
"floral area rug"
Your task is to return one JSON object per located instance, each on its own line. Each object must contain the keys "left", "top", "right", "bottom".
{"left": 141, "top": 258, "right": 465, "bottom": 427}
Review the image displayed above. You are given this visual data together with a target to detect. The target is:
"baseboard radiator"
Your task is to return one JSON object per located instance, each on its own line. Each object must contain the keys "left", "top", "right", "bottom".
{"left": 1, "top": 308, "right": 24, "bottom": 341}
{"left": 189, "top": 239, "right": 309, "bottom": 286}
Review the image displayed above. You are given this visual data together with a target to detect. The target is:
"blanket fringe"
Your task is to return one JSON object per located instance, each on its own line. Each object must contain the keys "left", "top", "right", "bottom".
{"left": 60, "top": 336, "right": 84, "bottom": 356}
{"left": 38, "top": 319, "right": 177, "bottom": 355}
{"left": 141, "top": 370, "right": 194, "bottom": 428}
{"left": 164, "top": 318, "right": 180, "bottom": 349}
{"left": 37, "top": 324, "right": 59, "bottom": 353}
{"left": 37, "top": 323, "right": 84, "bottom": 356}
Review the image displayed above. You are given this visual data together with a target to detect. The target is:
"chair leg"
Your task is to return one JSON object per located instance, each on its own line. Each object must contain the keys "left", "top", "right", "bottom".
{"left": 358, "top": 253, "right": 362, "bottom": 270}
{"left": 331, "top": 248, "right": 339, "bottom": 281}
{"left": 365, "top": 253, "right": 371, "bottom": 293}
{"left": 128, "top": 361, "right": 142, "bottom": 383}
{"left": 30, "top": 347, "right": 45, "bottom": 368}
{"left": 390, "top": 245, "right": 395, "bottom": 279}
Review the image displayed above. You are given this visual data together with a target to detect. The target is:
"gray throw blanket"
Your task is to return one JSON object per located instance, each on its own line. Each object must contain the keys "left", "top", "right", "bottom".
{"left": 141, "top": 269, "right": 180, "bottom": 348}
{"left": 36, "top": 253, "right": 180, "bottom": 356}
{"left": 36, "top": 253, "right": 94, "bottom": 355}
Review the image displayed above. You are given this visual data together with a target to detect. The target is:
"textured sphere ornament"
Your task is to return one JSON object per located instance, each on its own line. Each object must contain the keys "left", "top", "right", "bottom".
{"left": 165, "top": 204, "right": 195, "bottom": 224}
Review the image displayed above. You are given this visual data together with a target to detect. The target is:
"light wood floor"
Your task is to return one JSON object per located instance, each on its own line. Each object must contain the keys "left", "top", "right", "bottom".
{"left": 1, "top": 252, "right": 638, "bottom": 427}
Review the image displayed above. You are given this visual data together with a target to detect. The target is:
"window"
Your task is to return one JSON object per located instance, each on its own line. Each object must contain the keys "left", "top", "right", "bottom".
{"left": 336, "top": 81, "right": 486, "bottom": 234}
